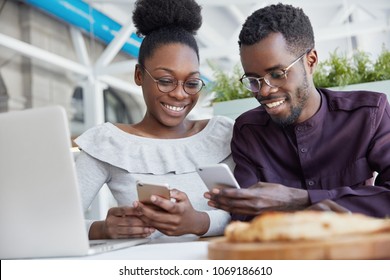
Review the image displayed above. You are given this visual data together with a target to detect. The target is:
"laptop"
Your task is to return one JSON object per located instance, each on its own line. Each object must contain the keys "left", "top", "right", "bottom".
{"left": 0, "top": 106, "right": 150, "bottom": 259}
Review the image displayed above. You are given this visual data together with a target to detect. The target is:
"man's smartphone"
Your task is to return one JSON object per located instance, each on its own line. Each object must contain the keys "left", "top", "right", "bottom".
{"left": 136, "top": 181, "right": 170, "bottom": 204}
{"left": 196, "top": 163, "right": 241, "bottom": 190}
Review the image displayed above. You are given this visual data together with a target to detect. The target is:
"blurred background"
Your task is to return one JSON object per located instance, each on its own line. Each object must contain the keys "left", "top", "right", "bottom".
{"left": 0, "top": 0, "right": 389, "bottom": 138}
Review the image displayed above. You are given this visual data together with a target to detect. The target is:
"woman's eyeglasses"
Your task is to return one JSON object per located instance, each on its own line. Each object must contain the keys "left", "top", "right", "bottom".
{"left": 140, "top": 65, "right": 205, "bottom": 95}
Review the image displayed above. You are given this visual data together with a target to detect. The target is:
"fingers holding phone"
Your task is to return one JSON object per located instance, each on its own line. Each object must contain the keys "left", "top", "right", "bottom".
{"left": 196, "top": 163, "right": 240, "bottom": 191}
{"left": 135, "top": 180, "right": 173, "bottom": 211}
{"left": 136, "top": 181, "right": 170, "bottom": 202}
{"left": 136, "top": 188, "right": 210, "bottom": 236}
{"left": 90, "top": 206, "right": 155, "bottom": 239}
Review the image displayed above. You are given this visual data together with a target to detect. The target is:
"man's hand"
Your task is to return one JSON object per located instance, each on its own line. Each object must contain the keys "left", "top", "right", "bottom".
{"left": 205, "top": 181, "right": 310, "bottom": 216}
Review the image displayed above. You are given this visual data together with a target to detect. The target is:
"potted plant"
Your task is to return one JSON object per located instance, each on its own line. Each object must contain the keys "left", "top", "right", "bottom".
{"left": 208, "top": 62, "right": 258, "bottom": 119}
{"left": 313, "top": 46, "right": 390, "bottom": 95}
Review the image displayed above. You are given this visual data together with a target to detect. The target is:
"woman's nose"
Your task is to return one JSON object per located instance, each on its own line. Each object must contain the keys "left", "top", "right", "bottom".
{"left": 167, "top": 82, "right": 187, "bottom": 100}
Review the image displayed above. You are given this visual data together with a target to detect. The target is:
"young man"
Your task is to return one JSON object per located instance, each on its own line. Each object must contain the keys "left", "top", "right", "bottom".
{"left": 206, "top": 3, "right": 390, "bottom": 220}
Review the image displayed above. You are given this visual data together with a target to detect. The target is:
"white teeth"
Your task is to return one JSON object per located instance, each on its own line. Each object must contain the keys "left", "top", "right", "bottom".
{"left": 164, "top": 104, "right": 185, "bottom": 112}
{"left": 266, "top": 100, "right": 284, "bottom": 108}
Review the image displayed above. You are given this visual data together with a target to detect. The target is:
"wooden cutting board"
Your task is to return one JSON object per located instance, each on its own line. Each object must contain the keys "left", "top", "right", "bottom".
{"left": 208, "top": 232, "right": 390, "bottom": 260}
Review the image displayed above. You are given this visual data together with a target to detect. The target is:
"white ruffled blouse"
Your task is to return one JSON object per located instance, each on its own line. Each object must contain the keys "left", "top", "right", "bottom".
{"left": 74, "top": 115, "right": 234, "bottom": 238}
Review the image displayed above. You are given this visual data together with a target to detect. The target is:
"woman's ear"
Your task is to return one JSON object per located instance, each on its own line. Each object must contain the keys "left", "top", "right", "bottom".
{"left": 134, "top": 64, "right": 143, "bottom": 86}
{"left": 306, "top": 49, "right": 318, "bottom": 75}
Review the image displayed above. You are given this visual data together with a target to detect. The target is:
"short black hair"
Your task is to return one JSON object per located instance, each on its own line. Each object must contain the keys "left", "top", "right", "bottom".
{"left": 238, "top": 3, "right": 314, "bottom": 55}
{"left": 132, "top": 0, "right": 202, "bottom": 65}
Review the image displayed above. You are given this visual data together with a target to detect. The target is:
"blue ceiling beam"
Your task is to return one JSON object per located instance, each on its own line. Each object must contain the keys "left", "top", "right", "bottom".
{"left": 23, "top": 0, "right": 142, "bottom": 58}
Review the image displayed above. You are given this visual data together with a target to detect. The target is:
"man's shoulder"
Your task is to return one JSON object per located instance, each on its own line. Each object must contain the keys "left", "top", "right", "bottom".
{"left": 321, "top": 88, "right": 387, "bottom": 111}
{"left": 234, "top": 106, "right": 269, "bottom": 130}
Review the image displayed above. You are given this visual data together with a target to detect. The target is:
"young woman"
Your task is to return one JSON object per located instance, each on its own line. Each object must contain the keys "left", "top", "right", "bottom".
{"left": 74, "top": 0, "right": 234, "bottom": 240}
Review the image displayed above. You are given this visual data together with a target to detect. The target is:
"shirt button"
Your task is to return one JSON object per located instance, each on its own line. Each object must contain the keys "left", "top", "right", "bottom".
{"left": 300, "top": 147, "right": 307, "bottom": 153}
{"left": 296, "top": 126, "right": 303, "bottom": 132}
{"left": 308, "top": 180, "right": 315, "bottom": 186}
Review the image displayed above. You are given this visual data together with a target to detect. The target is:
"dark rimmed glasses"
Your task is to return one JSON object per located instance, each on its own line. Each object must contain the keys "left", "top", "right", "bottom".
{"left": 139, "top": 64, "right": 205, "bottom": 95}
{"left": 240, "top": 49, "right": 312, "bottom": 93}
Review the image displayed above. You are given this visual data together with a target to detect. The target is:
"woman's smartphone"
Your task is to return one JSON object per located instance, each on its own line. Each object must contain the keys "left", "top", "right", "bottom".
{"left": 196, "top": 163, "right": 241, "bottom": 190}
{"left": 136, "top": 181, "right": 170, "bottom": 204}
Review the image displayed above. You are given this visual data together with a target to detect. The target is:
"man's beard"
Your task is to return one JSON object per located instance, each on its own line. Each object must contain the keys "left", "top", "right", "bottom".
{"left": 272, "top": 72, "right": 310, "bottom": 127}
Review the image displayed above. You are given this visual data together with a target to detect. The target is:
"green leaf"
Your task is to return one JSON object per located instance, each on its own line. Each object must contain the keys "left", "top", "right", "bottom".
{"left": 207, "top": 62, "right": 252, "bottom": 102}
{"left": 313, "top": 46, "right": 390, "bottom": 88}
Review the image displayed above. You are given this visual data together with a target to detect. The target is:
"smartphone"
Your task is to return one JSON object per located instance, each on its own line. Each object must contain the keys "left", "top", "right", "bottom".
{"left": 136, "top": 181, "right": 170, "bottom": 204}
{"left": 196, "top": 163, "right": 241, "bottom": 190}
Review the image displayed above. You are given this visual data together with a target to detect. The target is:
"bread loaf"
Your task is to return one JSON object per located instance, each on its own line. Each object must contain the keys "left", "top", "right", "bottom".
{"left": 225, "top": 211, "right": 390, "bottom": 242}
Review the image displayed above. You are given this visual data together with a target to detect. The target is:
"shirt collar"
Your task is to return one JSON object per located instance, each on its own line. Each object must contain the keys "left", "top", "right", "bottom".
{"left": 293, "top": 89, "right": 326, "bottom": 133}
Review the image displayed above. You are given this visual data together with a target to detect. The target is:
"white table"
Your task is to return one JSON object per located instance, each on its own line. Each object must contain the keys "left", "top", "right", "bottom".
{"left": 62, "top": 235, "right": 211, "bottom": 260}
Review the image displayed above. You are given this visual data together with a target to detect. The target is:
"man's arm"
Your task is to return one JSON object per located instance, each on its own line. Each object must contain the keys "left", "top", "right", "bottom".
{"left": 309, "top": 97, "right": 390, "bottom": 218}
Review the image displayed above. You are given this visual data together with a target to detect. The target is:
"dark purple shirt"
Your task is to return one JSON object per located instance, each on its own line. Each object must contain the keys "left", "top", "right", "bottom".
{"left": 231, "top": 88, "right": 390, "bottom": 219}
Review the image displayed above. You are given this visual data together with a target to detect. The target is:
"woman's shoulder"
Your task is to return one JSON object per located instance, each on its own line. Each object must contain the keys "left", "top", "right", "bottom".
{"left": 209, "top": 115, "right": 235, "bottom": 126}
{"left": 74, "top": 122, "right": 119, "bottom": 144}
{"left": 201, "top": 115, "right": 234, "bottom": 137}
{"left": 73, "top": 122, "right": 135, "bottom": 158}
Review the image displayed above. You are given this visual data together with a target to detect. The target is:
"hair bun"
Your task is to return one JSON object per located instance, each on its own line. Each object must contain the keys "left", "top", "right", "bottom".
{"left": 132, "top": 0, "right": 202, "bottom": 37}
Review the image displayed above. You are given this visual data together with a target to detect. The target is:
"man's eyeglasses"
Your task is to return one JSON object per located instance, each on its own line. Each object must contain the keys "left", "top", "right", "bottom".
{"left": 239, "top": 49, "right": 312, "bottom": 93}
{"left": 139, "top": 64, "right": 205, "bottom": 95}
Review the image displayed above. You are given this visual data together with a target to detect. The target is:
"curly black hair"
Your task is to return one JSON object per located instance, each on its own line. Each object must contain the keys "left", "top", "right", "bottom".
{"left": 132, "top": 0, "right": 202, "bottom": 65}
{"left": 238, "top": 3, "right": 314, "bottom": 55}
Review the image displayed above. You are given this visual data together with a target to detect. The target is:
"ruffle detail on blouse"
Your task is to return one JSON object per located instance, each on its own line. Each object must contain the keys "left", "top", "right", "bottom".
{"left": 74, "top": 116, "right": 234, "bottom": 175}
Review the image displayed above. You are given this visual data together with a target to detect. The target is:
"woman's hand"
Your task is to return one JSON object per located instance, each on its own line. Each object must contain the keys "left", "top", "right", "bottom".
{"left": 134, "top": 189, "right": 210, "bottom": 236}
{"left": 88, "top": 206, "right": 155, "bottom": 239}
